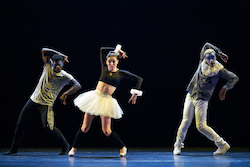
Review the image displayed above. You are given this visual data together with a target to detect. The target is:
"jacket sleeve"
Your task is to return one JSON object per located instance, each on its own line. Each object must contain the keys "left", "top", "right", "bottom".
{"left": 200, "top": 42, "right": 223, "bottom": 62}
{"left": 220, "top": 68, "right": 239, "bottom": 91}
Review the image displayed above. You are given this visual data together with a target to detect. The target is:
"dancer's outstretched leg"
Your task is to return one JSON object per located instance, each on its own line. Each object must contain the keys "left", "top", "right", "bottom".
{"left": 173, "top": 94, "right": 195, "bottom": 155}
{"left": 4, "top": 100, "right": 36, "bottom": 155}
{"left": 194, "top": 99, "right": 230, "bottom": 155}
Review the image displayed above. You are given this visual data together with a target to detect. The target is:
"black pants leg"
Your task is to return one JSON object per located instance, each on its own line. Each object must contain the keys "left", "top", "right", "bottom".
{"left": 38, "top": 105, "right": 68, "bottom": 148}
{"left": 10, "top": 99, "right": 68, "bottom": 152}
{"left": 10, "top": 99, "right": 38, "bottom": 152}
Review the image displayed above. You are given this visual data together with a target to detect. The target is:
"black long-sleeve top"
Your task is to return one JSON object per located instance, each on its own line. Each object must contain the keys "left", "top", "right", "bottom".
{"left": 99, "top": 50, "right": 143, "bottom": 89}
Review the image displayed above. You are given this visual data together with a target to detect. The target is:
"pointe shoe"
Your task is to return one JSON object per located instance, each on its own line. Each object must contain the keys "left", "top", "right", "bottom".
{"left": 119, "top": 146, "right": 127, "bottom": 157}
{"left": 213, "top": 142, "right": 230, "bottom": 156}
{"left": 68, "top": 148, "right": 77, "bottom": 156}
{"left": 173, "top": 147, "right": 182, "bottom": 155}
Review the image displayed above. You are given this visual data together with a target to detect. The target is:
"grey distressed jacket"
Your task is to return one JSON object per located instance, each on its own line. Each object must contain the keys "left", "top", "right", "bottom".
{"left": 186, "top": 42, "right": 239, "bottom": 101}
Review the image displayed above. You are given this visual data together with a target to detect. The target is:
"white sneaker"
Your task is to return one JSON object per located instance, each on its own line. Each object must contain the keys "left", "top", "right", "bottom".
{"left": 213, "top": 142, "right": 230, "bottom": 156}
{"left": 119, "top": 146, "right": 127, "bottom": 157}
{"left": 173, "top": 147, "right": 182, "bottom": 155}
{"left": 68, "top": 148, "right": 77, "bottom": 156}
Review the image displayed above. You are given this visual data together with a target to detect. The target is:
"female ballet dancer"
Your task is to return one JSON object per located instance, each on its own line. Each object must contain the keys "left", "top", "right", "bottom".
{"left": 68, "top": 44, "right": 143, "bottom": 157}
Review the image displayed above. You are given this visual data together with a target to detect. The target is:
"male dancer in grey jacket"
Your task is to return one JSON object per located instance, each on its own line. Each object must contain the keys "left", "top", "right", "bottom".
{"left": 173, "top": 42, "right": 239, "bottom": 156}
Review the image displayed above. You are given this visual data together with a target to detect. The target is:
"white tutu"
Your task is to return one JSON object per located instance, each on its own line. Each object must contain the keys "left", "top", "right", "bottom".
{"left": 73, "top": 90, "right": 123, "bottom": 119}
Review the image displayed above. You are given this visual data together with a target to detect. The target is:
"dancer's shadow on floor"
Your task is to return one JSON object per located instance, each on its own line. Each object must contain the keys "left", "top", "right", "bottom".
{"left": 73, "top": 156, "right": 119, "bottom": 159}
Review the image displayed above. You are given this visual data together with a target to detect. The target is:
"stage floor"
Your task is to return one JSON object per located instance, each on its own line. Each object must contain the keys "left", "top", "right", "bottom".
{"left": 1, "top": 148, "right": 250, "bottom": 167}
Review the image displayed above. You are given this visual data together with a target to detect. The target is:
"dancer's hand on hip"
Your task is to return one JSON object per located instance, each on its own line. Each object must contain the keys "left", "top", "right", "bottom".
{"left": 60, "top": 93, "right": 68, "bottom": 105}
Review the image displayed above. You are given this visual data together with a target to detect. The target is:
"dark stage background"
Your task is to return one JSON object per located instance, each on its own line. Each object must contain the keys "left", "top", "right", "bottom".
{"left": 1, "top": 0, "right": 249, "bottom": 149}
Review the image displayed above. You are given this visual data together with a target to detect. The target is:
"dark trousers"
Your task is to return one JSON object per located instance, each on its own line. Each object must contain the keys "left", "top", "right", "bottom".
{"left": 10, "top": 99, "right": 68, "bottom": 151}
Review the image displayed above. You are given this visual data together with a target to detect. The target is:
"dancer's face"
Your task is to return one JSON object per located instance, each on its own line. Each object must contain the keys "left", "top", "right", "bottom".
{"left": 205, "top": 52, "right": 216, "bottom": 67}
{"left": 106, "top": 56, "right": 119, "bottom": 72}
{"left": 52, "top": 60, "right": 64, "bottom": 73}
